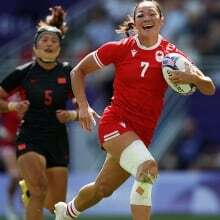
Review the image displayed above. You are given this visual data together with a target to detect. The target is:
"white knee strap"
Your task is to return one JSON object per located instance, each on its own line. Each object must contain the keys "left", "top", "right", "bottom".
{"left": 130, "top": 180, "right": 152, "bottom": 206}
{"left": 119, "top": 140, "right": 154, "bottom": 178}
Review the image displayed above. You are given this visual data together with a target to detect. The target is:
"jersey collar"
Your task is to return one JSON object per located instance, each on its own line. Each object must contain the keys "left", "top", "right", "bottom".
{"left": 134, "top": 35, "right": 162, "bottom": 50}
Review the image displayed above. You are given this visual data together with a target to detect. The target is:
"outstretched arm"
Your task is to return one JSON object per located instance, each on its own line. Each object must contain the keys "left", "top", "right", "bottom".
{"left": 71, "top": 52, "right": 101, "bottom": 132}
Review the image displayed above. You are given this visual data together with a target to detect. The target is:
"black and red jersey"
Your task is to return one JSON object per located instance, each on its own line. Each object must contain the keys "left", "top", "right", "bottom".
{"left": 0, "top": 61, "right": 73, "bottom": 130}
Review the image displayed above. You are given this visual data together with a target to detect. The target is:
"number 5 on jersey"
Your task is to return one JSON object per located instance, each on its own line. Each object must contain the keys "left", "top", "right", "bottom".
{"left": 140, "top": 62, "right": 149, "bottom": 78}
{"left": 44, "top": 90, "right": 53, "bottom": 106}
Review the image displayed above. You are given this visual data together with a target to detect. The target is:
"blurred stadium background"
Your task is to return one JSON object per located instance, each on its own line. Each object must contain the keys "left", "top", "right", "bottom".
{"left": 0, "top": 0, "right": 220, "bottom": 219}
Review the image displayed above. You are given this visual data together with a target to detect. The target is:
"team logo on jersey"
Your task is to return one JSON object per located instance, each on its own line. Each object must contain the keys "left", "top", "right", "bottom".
{"left": 155, "top": 50, "right": 164, "bottom": 62}
{"left": 166, "top": 43, "right": 176, "bottom": 52}
{"left": 131, "top": 49, "right": 137, "bottom": 57}
{"left": 57, "top": 77, "right": 67, "bottom": 84}
{"left": 120, "top": 122, "right": 126, "bottom": 128}
{"left": 17, "top": 143, "right": 26, "bottom": 151}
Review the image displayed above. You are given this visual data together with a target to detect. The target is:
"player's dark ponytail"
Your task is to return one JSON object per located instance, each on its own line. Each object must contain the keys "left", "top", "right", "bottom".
{"left": 37, "top": 5, "right": 68, "bottom": 37}
{"left": 116, "top": 15, "right": 134, "bottom": 37}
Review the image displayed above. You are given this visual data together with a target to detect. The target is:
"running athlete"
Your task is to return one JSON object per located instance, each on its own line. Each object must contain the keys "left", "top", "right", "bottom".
{"left": 55, "top": 1, "right": 215, "bottom": 220}
{"left": 0, "top": 6, "right": 89, "bottom": 220}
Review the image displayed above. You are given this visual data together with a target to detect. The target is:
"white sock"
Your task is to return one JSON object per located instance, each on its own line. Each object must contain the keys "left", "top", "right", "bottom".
{"left": 66, "top": 198, "right": 81, "bottom": 218}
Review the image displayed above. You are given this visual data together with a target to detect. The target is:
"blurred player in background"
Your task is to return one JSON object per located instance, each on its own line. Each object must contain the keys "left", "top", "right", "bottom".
{"left": 55, "top": 0, "right": 215, "bottom": 220}
{"left": 0, "top": 5, "right": 81, "bottom": 220}
{"left": 0, "top": 94, "right": 21, "bottom": 220}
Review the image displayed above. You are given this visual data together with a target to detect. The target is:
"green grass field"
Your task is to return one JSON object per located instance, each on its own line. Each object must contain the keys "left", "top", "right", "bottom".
{"left": 77, "top": 215, "right": 220, "bottom": 220}
{"left": 1, "top": 214, "right": 220, "bottom": 220}
{"left": 78, "top": 215, "right": 220, "bottom": 220}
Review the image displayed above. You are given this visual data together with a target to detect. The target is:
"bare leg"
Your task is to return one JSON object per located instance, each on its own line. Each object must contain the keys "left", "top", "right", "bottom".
{"left": 73, "top": 155, "right": 130, "bottom": 212}
{"left": 45, "top": 167, "right": 68, "bottom": 212}
{"left": 17, "top": 152, "right": 48, "bottom": 220}
{"left": 131, "top": 205, "right": 151, "bottom": 220}
{"left": 103, "top": 132, "right": 155, "bottom": 220}
{"left": 57, "top": 131, "right": 156, "bottom": 220}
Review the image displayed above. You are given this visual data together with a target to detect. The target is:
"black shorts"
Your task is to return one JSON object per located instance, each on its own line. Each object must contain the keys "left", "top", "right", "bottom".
{"left": 16, "top": 126, "right": 69, "bottom": 168}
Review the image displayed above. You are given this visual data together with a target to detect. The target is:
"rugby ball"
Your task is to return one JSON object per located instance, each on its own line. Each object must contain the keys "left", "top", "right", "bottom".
{"left": 162, "top": 53, "right": 196, "bottom": 95}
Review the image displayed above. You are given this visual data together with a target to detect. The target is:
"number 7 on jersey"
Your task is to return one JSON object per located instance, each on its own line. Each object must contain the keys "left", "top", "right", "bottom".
{"left": 140, "top": 62, "right": 149, "bottom": 78}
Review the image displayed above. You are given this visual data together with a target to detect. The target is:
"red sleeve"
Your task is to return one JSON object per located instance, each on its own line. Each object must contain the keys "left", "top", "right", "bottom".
{"left": 93, "top": 41, "right": 123, "bottom": 67}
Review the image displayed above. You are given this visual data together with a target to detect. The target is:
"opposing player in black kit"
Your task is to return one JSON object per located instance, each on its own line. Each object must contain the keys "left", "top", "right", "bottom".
{"left": 0, "top": 6, "right": 91, "bottom": 220}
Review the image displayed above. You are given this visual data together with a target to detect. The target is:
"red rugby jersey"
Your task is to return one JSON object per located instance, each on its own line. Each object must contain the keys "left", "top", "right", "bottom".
{"left": 93, "top": 35, "right": 185, "bottom": 129}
